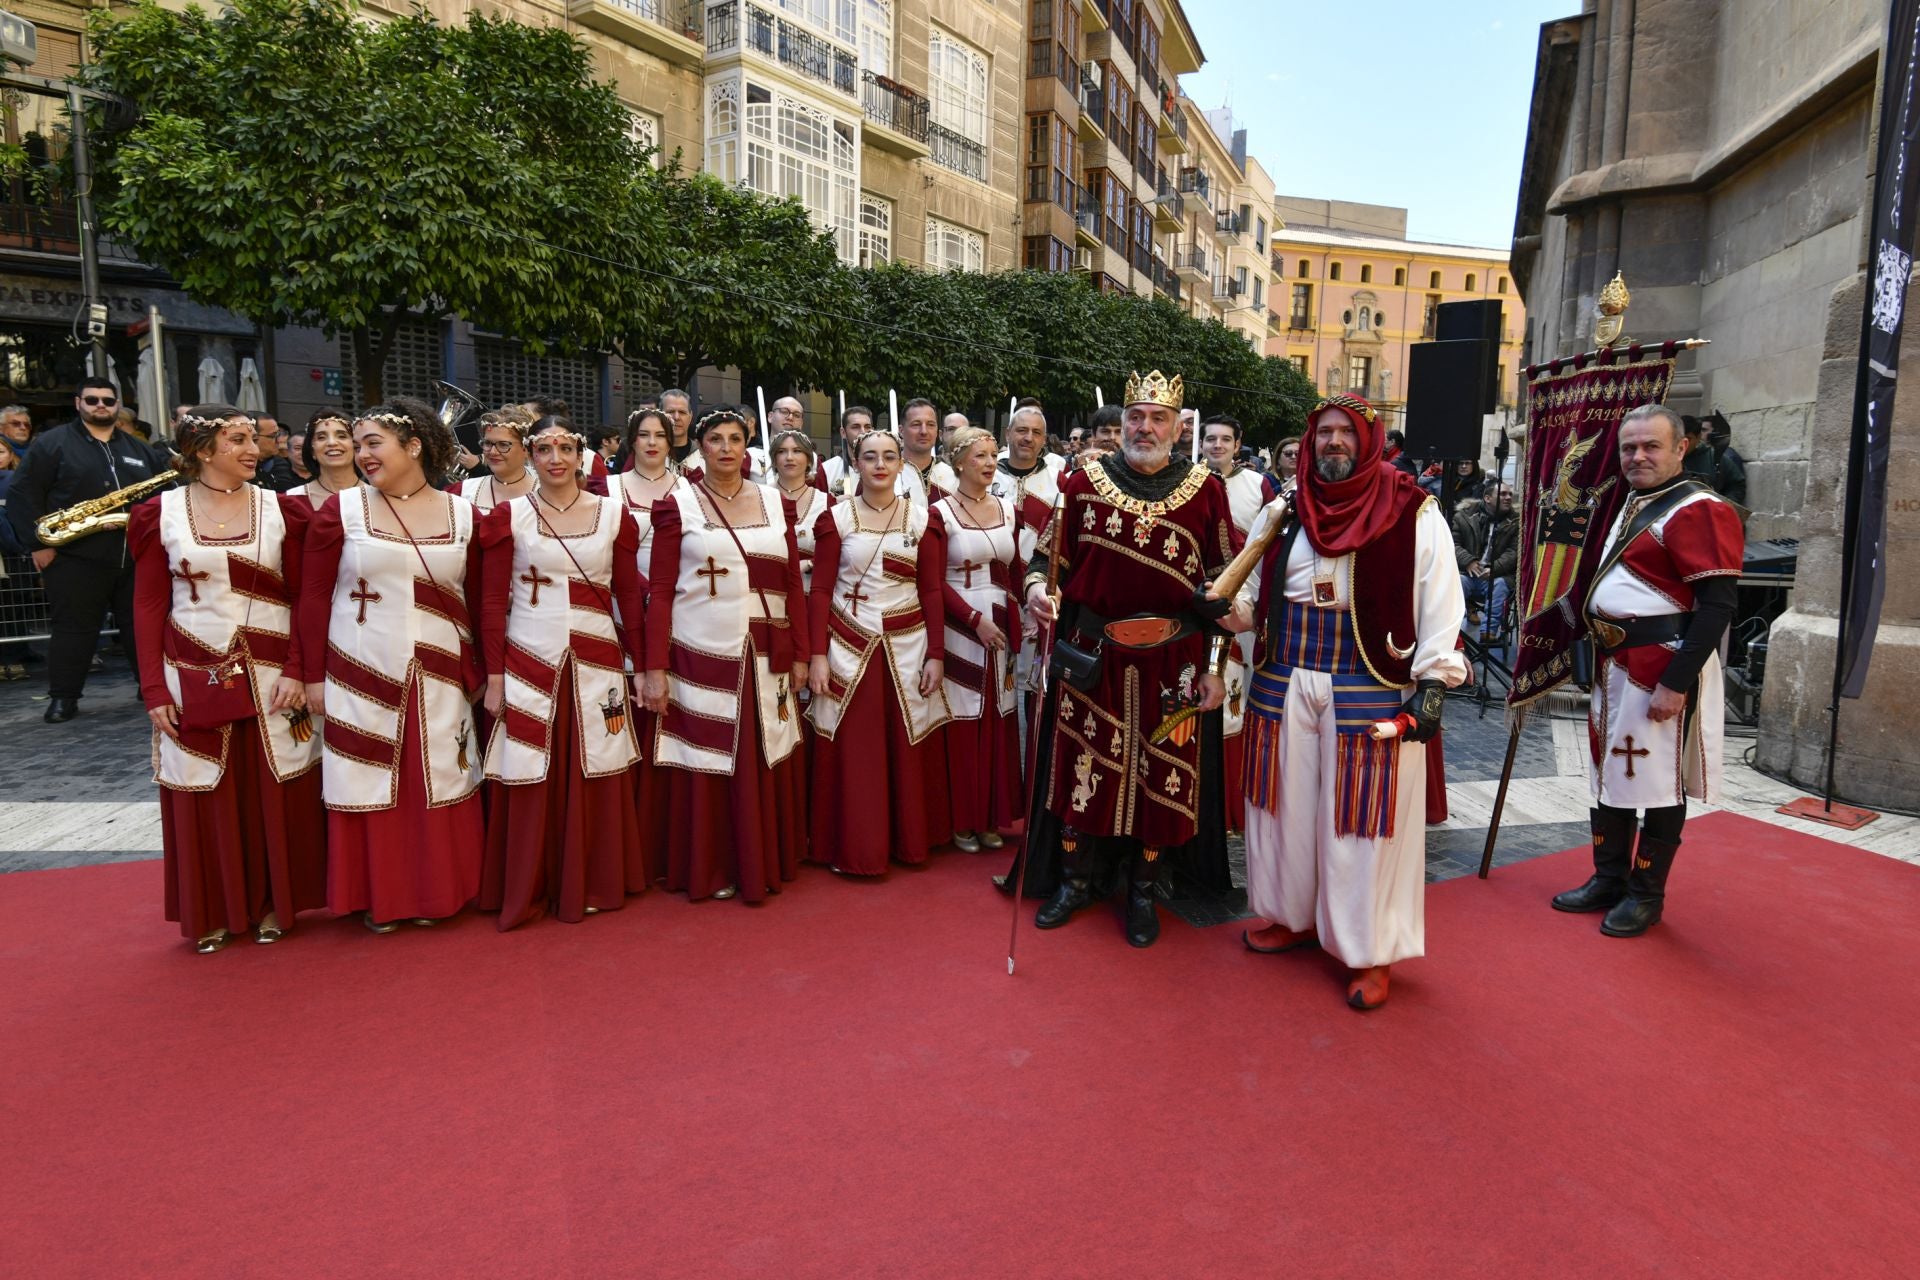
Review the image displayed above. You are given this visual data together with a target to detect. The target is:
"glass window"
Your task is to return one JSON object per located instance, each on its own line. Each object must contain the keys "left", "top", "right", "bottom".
{"left": 1290, "top": 355, "right": 1308, "bottom": 377}
{"left": 1394, "top": 267, "right": 1406, "bottom": 287}
{"left": 1348, "top": 356, "right": 1372, "bottom": 396}
{"left": 926, "top": 215, "right": 986, "bottom": 272}
{"left": 860, "top": 0, "right": 891, "bottom": 77}
{"left": 1497, "top": 275, "right": 1509, "bottom": 295}
{"left": 929, "top": 27, "right": 990, "bottom": 146}
{"left": 1298, "top": 258, "right": 1309, "bottom": 278}
{"left": 1429, "top": 269, "right": 1442, "bottom": 289}
{"left": 859, "top": 192, "right": 892, "bottom": 267}
{"left": 1466, "top": 273, "right": 1478, "bottom": 291}
{"left": 1290, "top": 283, "right": 1311, "bottom": 324}
{"left": 1359, "top": 263, "right": 1372, "bottom": 284}
{"left": 731, "top": 82, "right": 859, "bottom": 263}
{"left": 1329, "top": 262, "right": 1341, "bottom": 282}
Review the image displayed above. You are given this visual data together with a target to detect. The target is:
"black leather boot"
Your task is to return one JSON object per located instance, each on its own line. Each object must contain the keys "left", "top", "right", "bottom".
{"left": 1122, "top": 848, "right": 1160, "bottom": 948}
{"left": 1601, "top": 834, "right": 1680, "bottom": 937}
{"left": 1552, "top": 806, "right": 1634, "bottom": 913}
{"left": 43, "top": 696, "right": 78, "bottom": 724}
{"left": 1035, "top": 831, "right": 1091, "bottom": 929}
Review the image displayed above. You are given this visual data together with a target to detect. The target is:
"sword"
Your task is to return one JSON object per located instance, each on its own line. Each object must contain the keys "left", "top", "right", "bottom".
{"left": 1006, "top": 493, "right": 1064, "bottom": 976}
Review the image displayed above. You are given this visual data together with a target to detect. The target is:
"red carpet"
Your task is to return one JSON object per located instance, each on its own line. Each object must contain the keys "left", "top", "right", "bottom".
{"left": 3, "top": 810, "right": 1917, "bottom": 1278}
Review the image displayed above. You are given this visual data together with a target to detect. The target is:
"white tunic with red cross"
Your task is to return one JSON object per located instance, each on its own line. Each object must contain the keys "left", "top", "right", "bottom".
{"left": 1584, "top": 484, "right": 1744, "bottom": 809}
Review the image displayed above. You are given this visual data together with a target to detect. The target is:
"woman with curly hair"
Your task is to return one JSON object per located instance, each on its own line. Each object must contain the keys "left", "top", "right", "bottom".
{"left": 294, "top": 398, "right": 487, "bottom": 933}
{"left": 128, "top": 405, "right": 326, "bottom": 952}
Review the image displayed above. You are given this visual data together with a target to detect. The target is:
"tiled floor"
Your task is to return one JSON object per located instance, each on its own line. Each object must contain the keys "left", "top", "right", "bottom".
{"left": 5, "top": 662, "right": 1916, "bottom": 914}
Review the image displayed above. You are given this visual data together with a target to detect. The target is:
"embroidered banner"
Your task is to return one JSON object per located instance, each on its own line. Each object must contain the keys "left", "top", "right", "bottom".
{"left": 1509, "top": 342, "right": 1678, "bottom": 709}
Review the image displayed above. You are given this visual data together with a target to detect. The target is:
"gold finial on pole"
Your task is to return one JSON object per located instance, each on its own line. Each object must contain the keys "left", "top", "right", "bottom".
{"left": 1594, "top": 271, "right": 1631, "bottom": 349}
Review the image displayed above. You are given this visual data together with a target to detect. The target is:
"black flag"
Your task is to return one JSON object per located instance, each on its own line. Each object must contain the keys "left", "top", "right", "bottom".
{"left": 1839, "top": 0, "right": 1920, "bottom": 697}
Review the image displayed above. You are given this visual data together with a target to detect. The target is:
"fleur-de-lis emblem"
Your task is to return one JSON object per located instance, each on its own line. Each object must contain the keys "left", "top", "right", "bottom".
{"left": 1163, "top": 531, "right": 1181, "bottom": 561}
{"left": 1133, "top": 515, "right": 1157, "bottom": 547}
{"left": 1082, "top": 503, "right": 1096, "bottom": 531}
{"left": 1104, "top": 508, "right": 1124, "bottom": 537}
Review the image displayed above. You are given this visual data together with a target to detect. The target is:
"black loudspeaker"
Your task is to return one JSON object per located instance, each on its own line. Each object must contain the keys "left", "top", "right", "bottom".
{"left": 1436, "top": 299, "right": 1503, "bottom": 413}
{"left": 1404, "top": 339, "right": 1488, "bottom": 460}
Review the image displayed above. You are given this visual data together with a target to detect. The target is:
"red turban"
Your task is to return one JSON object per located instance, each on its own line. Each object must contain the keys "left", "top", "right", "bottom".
{"left": 1295, "top": 395, "right": 1427, "bottom": 557}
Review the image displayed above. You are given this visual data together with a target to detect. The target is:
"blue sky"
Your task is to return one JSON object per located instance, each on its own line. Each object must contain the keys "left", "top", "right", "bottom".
{"left": 1176, "top": 1, "right": 1575, "bottom": 247}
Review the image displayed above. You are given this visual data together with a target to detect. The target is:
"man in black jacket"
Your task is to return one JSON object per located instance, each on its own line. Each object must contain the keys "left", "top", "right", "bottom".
{"left": 6, "top": 377, "right": 176, "bottom": 721}
{"left": 1452, "top": 482, "right": 1518, "bottom": 640}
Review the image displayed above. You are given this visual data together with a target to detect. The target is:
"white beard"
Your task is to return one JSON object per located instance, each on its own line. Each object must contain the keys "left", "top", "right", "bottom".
{"left": 1122, "top": 439, "right": 1173, "bottom": 471}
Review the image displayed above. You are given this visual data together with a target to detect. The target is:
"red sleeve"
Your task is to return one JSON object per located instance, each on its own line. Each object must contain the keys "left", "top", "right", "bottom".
{"left": 296, "top": 496, "right": 345, "bottom": 683}
{"left": 780, "top": 496, "right": 811, "bottom": 663}
{"left": 812, "top": 459, "right": 831, "bottom": 493}
{"left": 128, "top": 500, "right": 173, "bottom": 710}
{"left": 1664, "top": 497, "right": 1745, "bottom": 581}
{"left": 809, "top": 506, "right": 842, "bottom": 655}
{"left": 612, "top": 510, "right": 646, "bottom": 669}
{"left": 644, "top": 498, "right": 682, "bottom": 671}
{"left": 916, "top": 512, "right": 946, "bottom": 661}
{"left": 923, "top": 507, "right": 972, "bottom": 628}
{"left": 476, "top": 505, "right": 514, "bottom": 675}
{"left": 276, "top": 495, "right": 311, "bottom": 679}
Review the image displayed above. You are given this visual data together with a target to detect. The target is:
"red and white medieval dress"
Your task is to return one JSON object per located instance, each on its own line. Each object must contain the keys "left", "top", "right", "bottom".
{"left": 807, "top": 498, "right": 952, "bottom": 873}
{"left": 1218, "top": 463, "right": 1278, "bottom": 834}
{"left": 1585, "top": 479, "right": 1744, "bottom": 809}
{"left": 611, "top": 467, "right": 690, "bottom": 886}
{"left": 646, "top": 483, "right": 811, "bottom": 901}
{"left": 131, "top": 488, "right": 326, "bottom": 940}
{"left": 476, "top": 495, "right": 647, "bottom": 928}
{"left": 927, "top": 494, "right": 1024, "bottom": 840}
{"left": 458, "top": 471, "right": 530, "bottom": 516}
{"left": 297, "top": 488, "right": 486, "bottom": 923}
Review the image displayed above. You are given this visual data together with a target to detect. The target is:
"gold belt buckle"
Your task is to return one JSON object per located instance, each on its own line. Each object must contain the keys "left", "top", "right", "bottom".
{"left": 1104, "top": 617, "right": 1181, "bottom": 648}
{"left": 1589, "top": 616, "right": 1626, "bottom": 650}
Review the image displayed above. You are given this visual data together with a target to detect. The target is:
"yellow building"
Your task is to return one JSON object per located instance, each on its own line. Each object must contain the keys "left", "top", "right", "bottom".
{"left": 1269, "top": 198, "right": 1527, "bottom": 438}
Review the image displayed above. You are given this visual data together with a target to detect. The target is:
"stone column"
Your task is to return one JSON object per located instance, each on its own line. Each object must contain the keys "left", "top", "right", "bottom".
{"left": 1757, "top": 272, "right": 1920, "bottom": 806}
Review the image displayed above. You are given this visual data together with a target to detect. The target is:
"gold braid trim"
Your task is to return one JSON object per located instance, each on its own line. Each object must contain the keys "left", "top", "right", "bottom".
{"left": 1083, "top": 455, "right": 1210, "bottom": 519}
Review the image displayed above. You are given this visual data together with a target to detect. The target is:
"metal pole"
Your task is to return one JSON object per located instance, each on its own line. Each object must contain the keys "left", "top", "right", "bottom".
{"left": 66, "top": 84, "right": 109, "bottom": 379}
{"left": 1478, "top": 721, "right": 1523, "bottom": 878}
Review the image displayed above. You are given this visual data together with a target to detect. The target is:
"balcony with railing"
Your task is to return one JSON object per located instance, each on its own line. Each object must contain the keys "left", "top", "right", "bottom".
{"left": 1175, "top": 244, "right": 1210, "bottom": 280}
{"left": 1266, "top": 308, "right": 1282, "bottom": 331}
{"left": 1158, "top": 92, "right": 1188, "bottom": 154}
{"left": 1289, "top": 309, "right": 1313, "bottom": 331}
{"left": 1178, "top": 166, "right": 1209, "bottom": 203}
{"left": 928, "top": 122, "right": 986, "bottom": 181}
{"left": 1074, "top": 196, "right": 1101, "bottom": 247}
{"left": 1153, "top": 256, "right": 1181, "bottom": 302}
{"left": 569, "top": 0, "right": 704, "bottom": 65}
{"left": 1078, "top": 80, "right": 1107, "bottom": 142}
{"left": 707, "top": 1, "right": 857, "bottom": 99}
{"left": 1151, "top": 177, "right": 1184, "bottom": 231}
{"left": 1215, "top": 209, "right": 1245, "bottom": 237}
{"left": 861, "top": 71, "right": 929, "bottom": 156}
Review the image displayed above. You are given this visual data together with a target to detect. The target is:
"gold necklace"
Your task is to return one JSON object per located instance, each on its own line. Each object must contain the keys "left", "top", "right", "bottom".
{"left": 194, "top": 479, "right": 247, "bottom": 531}
{"left": 538, "top": 488, "right": 583, "bottom": 514}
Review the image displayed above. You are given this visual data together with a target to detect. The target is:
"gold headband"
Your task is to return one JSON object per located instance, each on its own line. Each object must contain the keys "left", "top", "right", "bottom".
{"left": 1313, "top": 394, "right": 1378, "bottom": 425}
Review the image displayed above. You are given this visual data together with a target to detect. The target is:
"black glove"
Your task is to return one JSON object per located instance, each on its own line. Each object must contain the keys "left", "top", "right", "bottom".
{"left": 1399, "top": 679, "right": 1445, "bottom": 743}
{"left": 1191, "top": 584, "right": 1232, "bottom": 621}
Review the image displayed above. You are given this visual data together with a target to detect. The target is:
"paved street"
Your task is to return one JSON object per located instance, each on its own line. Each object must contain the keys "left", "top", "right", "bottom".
{"left": 8, "top": 659, "right": 1915, "bottom": 916}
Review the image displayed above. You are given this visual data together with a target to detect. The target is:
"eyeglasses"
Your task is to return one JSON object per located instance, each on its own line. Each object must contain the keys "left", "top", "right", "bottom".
{"left": 81, "top": 395, "right": 118, "bottom": 407}
{"left": 480, "top": 440, "right": 517, "bottom": 453}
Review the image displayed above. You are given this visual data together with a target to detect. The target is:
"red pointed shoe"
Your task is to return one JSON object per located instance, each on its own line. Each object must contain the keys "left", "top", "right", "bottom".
{"left": 1346, "top": 965, "right": 1391, "bottom": 1010}
{"left": 1242, "top": 922, "right": 1319, "bottom": 954}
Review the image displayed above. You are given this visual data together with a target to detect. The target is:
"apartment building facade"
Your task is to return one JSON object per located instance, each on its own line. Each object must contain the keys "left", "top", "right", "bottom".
{"left": 1269, "top": 199, "right": 1526, "bottom": 440}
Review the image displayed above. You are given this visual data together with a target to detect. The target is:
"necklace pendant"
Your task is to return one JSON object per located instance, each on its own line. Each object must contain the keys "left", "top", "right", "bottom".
{"left": 1311, "top": 573, "right": 1338, "bottom": 607}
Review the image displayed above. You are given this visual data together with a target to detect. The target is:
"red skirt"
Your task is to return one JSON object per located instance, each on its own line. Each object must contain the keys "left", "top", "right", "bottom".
{"left": 632, "top": 707, "right": 671, "bottom": 887}
{"left": 160, "top": 717, "right": 327, "bottom": 940}
{"left": 326, "top": 693, "right": 484, "bottom": 923}
{"left": 810, "top": 669, "right": 948, "bottom": 875}
{"left": 945, "top": 699, "right": 1023, "bottom": 837}
{"left": 480, "top": 669, "right": 647, "bottom": 930}
{"left": 660, "top": 690, "right": 804, "bottom": 902}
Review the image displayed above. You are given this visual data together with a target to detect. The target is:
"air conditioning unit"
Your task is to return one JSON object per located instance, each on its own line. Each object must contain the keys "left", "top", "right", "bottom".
{"left": 1073, "top": 246, "right": 1094, "bottom": 271}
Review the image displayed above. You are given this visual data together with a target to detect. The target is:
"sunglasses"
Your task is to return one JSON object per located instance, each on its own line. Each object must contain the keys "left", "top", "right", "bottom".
{"left": 81, "top": 395, "right": 118, "bottom": 407}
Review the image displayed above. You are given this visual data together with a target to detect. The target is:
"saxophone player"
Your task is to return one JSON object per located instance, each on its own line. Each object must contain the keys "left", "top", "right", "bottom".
{"left": 6, "top": 376, "right": 178, "bottom": 722}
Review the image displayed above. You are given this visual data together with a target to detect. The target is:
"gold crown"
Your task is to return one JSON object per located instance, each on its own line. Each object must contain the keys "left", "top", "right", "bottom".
{"left": 1124, "top": 369, "right": 1185, "bottom": 410}
{"left": 1598, "top": 271, "right": 1631, "bottom": 316}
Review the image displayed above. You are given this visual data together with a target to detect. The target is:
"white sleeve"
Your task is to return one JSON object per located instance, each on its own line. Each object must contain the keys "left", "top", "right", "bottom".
{"left": 1412, "top": 501, "right": 1469, "bottom": 687}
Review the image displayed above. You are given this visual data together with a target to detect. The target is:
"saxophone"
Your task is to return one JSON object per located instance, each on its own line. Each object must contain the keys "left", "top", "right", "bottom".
{"left": 36, "top": 467, "right": 183, "bottom": 546}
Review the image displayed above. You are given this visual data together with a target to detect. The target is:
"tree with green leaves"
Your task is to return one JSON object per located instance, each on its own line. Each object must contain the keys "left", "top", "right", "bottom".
{"left": 617, "top": 163, "right": 858, "bottom": 394}
{"left": 81, "top": 0, "right": 657, "bottom": 403}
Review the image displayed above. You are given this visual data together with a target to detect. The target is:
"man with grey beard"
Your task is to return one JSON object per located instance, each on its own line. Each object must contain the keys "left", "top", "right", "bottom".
{"left": 1015, "top": 371, "right": 1236, "bottom": 949}
{"left": 1224, "top": 394, "right": 1466, "bottom": 1011}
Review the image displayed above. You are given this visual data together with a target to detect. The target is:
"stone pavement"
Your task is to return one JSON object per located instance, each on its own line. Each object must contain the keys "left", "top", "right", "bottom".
{"left": 5, "top": 663, "right": 1917, "bottom": 922}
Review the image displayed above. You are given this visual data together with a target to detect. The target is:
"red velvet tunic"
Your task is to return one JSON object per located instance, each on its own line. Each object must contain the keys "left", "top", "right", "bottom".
{"left": 130, "top": 494, "right": 327, "bottom": 941}
{"left": 295, "top": 498, "right": 487, "bottom": 923}
{"left": 805, "top": 508, "right": 950, "bottom": 875}
{"left": 475, "top": 503, "right": 650, "bottom": 929}
{"left": 1043, "top": 458, "right": 1234, "bottom": 848}
{"left": 645, "top": 496, "right": 812, "bottom": 901}
{"left": 925, "top": 505, "right": 1024, "bottom": 839}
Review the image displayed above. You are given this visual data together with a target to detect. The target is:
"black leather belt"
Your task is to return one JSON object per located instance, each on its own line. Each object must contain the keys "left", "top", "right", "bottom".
{"left": 1589, "top": 611, "right": 1690, "bottom": 654}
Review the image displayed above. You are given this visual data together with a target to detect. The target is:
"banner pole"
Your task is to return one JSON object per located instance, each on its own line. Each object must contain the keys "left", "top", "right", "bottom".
{"left": 1478, "top": 722, "right": 1523, "bottom": 878}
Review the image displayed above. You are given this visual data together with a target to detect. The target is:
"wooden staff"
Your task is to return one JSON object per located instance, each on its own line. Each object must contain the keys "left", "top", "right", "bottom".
{"left": 1008, "top": 495, "right": 1064, "bottom": 976}
{"left": 1206, "top": 491, "right": 1292, "bottom": 605}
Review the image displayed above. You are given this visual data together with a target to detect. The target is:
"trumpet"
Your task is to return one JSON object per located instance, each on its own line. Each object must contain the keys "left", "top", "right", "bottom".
{"left": 36, "top": 467, "right": 183, "bottom": 547}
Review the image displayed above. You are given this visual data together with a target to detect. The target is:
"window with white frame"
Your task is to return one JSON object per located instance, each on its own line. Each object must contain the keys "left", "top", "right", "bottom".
{"left": 926, "top": 215, "right": 985, "bottom": 272}
{"left": 859, "top": 193, "right": 892, "bottom": 267}
{"left": 859, "top": 0, "right": 892, "bottom": 77}
{"left": 627, "top": 108, "right": 661, "bottom": 168}
{"left": 718, "top": 80, "right": 859, "bottom": 263}
{"left": 928, "top": 27, "right": 989, "bottom": 147}
{"left": 776, "top": 0, "right": 857, "bottom": 45}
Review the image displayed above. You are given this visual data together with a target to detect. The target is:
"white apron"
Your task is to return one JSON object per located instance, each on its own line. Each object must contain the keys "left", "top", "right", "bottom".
{"left": 931, "top": 494, "right": 1018, "bottom": 723}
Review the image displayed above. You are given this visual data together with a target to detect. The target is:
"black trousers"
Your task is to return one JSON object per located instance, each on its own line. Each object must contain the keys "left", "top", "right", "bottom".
{"left": 41, "top": 552, "right": 138, "bottom": 699}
